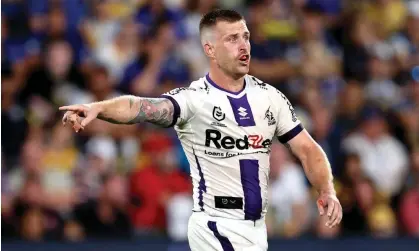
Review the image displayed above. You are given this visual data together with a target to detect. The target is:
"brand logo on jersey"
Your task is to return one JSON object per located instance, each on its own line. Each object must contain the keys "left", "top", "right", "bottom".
{"left": 238, "top": 107, "right": 248, "bottom": 117}
{"left": 200, "top": 82, "right": 210, "bottom": 94}
{"left": 166, "top": 87, "right": 196, "bottom": 95}
{"left": 265, "top": 106, "right": 276, "bottom": 126}
{"left": 205, "top": 129, "right": 272, "bottom": 150}
{"left": 251, "top": 77, "right": 268, "bottom": 90}
{"left": 280, "top": 93, "right": 298, "bottom": 122}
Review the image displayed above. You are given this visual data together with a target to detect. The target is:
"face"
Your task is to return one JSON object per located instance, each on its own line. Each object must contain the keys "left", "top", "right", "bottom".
{"left": 48, "top": 9, "right": 66, "bottom": 35}
{"left": 206, "top": 20, "right": 251, "bottom": 78}
{"left": 301, "top": 13, "right": 323, "bottom": 40}
{"left": 46, "top": 42, "right": 73, "bottom": 77}
{"left": 362, "top": 117, "right": 387, "bottom": 140}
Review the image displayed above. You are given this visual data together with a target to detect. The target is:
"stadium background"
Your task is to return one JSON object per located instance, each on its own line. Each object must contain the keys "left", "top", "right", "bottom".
{"left": 1, "top": 0, "right": 418, "bottom": 250}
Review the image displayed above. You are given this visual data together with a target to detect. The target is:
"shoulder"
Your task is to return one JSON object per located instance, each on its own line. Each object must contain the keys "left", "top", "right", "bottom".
{"left": 189, "top": 77, "right": 211, "bottom": 94}
{"left": 246, "top": 75, "right": 289, "bottom": 103}
{"left": 245, "top": 75, "right": 281, "bottom": 94}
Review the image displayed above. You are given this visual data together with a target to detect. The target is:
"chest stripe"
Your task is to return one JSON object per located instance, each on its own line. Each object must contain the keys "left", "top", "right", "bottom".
{"left": 227, "top": 94, "right": 256, "bottom": 127}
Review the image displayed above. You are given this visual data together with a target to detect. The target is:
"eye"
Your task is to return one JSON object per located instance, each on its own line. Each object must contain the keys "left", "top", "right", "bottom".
{"left": 244, "top": 34, "right": 250, "bottom": 41}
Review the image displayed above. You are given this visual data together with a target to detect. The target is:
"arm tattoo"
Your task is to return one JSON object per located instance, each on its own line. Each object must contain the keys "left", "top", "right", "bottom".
{"left": 97, "top": 115, "right": 127, "bottom": 124}
{"left": 128, "top": 98, "right": 174, "bottom": 126}
{"left": 95, "top": 96, "right": 175, "bottom": 126}
{"left": 284, "top": 143, "right": 293, "bottom": 153}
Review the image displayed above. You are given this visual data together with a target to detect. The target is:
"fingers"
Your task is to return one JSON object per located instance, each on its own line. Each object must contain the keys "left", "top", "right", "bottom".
{"left": 327, "top": 199, "right": 335, "bottom": 218}
{"left": 326, "top": 200, "right": 342, "bottom": 228}
{"left": 60, "top": 105, "right": 90, "bottom": 130}
{"left": 330, "top": 202, "right": 343, "bottom": 228}
{"left": 72, "top": 116, "right": 84, "bottom": 133}
{"left": 62, "top": 111, "right": 79, "bottom": 125}
{"left": 80, "top": 111, "right": 97, "bottom": 127}
{"left": 59, "top": 105, "right": 87, "bottom": 113}
{"left": 317, "top": 199, "right": 325, "bottom": 216}
{"left": 62, "top": 111, "right": 71, "bottom": 125}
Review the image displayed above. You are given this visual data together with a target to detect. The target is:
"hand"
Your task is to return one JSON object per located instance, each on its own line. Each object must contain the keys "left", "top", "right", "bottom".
{"left": 316, "top": 192, "right": 342, "bottom": 228}
{"left": 59, "top": 104, "right": 100, "bottom": 132}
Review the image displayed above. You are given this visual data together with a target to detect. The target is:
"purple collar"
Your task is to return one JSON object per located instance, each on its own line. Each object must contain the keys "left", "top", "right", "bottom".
{"left": 205, "top": 74, "right": 246, "bottom": 95}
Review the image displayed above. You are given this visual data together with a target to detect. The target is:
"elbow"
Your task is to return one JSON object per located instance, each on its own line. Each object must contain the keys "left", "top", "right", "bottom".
{"left": 297, "top": 140, "right": 319, "bottom": 162}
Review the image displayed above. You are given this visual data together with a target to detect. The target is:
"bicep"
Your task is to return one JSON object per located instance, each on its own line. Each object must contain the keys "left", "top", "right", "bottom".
{"left": 160, "top": 87, "right": 197, "bottom": 126}
{"left": 274, "top": 90, "right": 303, "bottom": 141}
{"left": 284, "top": 129, "right": 319, "bottom": 160}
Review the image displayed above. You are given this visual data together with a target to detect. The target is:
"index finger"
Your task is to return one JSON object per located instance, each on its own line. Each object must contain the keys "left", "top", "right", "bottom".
{"left": 80, "top": 111, "right": 97, "bottom": 128}
{"left": 59, "top": 105, "right": 86, "bottom": 112}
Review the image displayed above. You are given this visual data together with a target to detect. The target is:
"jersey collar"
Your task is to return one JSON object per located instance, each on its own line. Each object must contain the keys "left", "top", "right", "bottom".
{"left": 205, "top": 73, "right": 247, "bottom": 97}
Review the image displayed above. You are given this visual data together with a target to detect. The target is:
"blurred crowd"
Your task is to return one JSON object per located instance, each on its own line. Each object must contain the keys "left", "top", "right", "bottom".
{"left": 2, "top": 0, "right": 419, "bottom": 242}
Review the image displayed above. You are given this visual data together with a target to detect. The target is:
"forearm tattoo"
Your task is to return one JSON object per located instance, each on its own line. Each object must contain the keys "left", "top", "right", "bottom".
{"left": 96, "top": 96, "right": 175, "bottom": 127}
{"left": 127, "top": 97, "right": 174, "bottom": 126}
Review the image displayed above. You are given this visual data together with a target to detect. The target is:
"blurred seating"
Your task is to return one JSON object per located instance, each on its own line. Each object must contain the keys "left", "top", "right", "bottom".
{"left": 2, "top": 0, "right": 419, "bottom": 242}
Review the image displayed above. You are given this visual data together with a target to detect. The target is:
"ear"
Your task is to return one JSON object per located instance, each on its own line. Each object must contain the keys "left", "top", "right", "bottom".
{"left": 204, "top": 42, "right": 215, "bottom": 59}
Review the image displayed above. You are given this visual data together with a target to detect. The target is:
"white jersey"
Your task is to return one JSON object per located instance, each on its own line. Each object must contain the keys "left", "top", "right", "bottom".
{"left": 162, "top": 74, "right": 303, "bottom": 221}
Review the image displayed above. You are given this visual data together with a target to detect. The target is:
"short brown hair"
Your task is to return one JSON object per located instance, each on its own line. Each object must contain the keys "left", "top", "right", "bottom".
{"left": 199, "top": 9, "right": 244, "bottom": 35}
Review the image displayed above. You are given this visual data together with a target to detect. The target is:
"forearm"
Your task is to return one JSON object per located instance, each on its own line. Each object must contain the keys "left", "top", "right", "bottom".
{"left": 289, "top": 142, "right": 334, "bottom": 195}
{"left": 302, "top": 144, "right": 334, "bottom": 194}
{"left": 88, "top": 95, "right": 174, "bottom": 126}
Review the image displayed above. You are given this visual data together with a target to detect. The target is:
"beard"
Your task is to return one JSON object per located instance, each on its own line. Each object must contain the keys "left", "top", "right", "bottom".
{"left": 216, "top": 58, "right": 250, "bottom": 79}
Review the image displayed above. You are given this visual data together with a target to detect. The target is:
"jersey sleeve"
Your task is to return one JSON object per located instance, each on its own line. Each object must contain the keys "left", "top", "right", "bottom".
{"left": 274, "top": 90, "right": 304, "bottom": 144}
{"left": 161, "top": 87, "right": 197, "bottom": 127}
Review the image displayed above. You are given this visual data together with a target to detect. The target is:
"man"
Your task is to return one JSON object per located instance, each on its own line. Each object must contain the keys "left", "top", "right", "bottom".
{"left": 61, "top": 9, "right": 342, "bottom": 251}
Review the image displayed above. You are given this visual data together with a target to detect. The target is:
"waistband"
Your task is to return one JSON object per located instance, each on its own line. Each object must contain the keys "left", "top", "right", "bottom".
{"left": 192, "top": 211, "right": 265, "bottom": 228}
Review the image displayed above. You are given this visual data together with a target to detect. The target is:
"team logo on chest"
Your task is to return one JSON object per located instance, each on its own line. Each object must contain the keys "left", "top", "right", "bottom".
{"left": 211, "top": 106, "right": 227, "bottom": 127}
{"left": 264, "top": 106, "right": 276, "bottom": 126}
{"left": 212, "top": 106, "right": 225, "bottom": 121}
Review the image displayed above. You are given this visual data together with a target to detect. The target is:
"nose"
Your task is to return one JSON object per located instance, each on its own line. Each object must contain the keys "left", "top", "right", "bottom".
{"left": 238, "top": 39, "right": 248, "bottom": 53}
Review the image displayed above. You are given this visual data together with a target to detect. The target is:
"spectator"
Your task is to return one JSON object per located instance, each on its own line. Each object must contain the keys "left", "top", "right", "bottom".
{"left": 76, "top": 136, "right": 118, "bottom": 201}
{"left": 391, "top": 77, "right": 419, "bottom": 151}
{"left": 180, "top": 0, "right": 219, "bottom": 79}
{"left": 390, "top": 1, "right": 419, "bottom": 81}
{"left": 94, "top": 19, "right": 138, "bottom": 83}
{"left": 367, "top": 204, "right": 397, "bottom": 238}
{"left": 73, "top": 173, "right": 131, "bottom": 239}
{"left": 124, "top": 17, "right": 190, "bottom": 96}
{"left": 338, "top": 154, "right": 369, "bottom": 235}
{"left": 328, "top": 81, "right": 365, "bottom": 176}
{"left": 359, "top": 0, "right": 407, "bottom": 38}
{"left": 41, "top": 121, "right": 78, "bottom": 213}
{"left": 129, "top": 131, "right": 191, "bottom": 235}
{"left": 15, "top": 174, "right": 65, "bottom": 241}
{"left": 81, "top": 0, "right": 120, "bottom": 54}
{"left": 134, "top": 0, "right": 185, "bottom": 40}
{"left": 1, "top": 68, "right": 28, "bottom": 169}
{"left": 20, "top": 39, "right": 85, "bottom": 110}
{"left": 343, "top": 14, "right": 379, "bottom": 82}
{"left": 285, "top": 3, "right": 343, "bottom": 108}
{"left": 399, "top": 149, "right": 419, "bottom": 237}
{"left": 166, "top": 193, "right": 193, "bottom": 241}
{"left": 267, "top": 143, "right": 310, "bottom": 238}
{"left": 364, "top": 43, "right": 403, "bottom": 109}
{"left": 311, "top": 106, "right": 333, "bottom": 164}
{"left": 247, "top": 1, "right": 297, "bottom": 86}
{"left": 342, "top": 106, "right": 409, "bottom": 198}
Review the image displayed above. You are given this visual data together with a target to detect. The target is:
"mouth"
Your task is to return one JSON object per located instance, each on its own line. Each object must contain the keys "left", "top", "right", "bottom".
{"left": 238, "top": 54, "right": 250, "bottom": 64}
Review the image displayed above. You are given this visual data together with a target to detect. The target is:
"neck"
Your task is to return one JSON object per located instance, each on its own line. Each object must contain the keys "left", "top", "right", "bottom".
{"left": 208, "top": 65, "right": 245, "bottom": 93}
